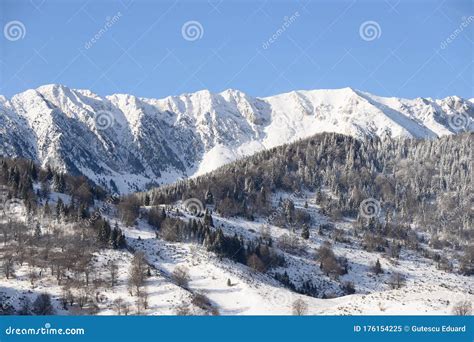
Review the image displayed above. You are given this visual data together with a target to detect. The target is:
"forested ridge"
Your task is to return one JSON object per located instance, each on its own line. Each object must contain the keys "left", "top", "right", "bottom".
{"left": 140, "top": 132, "right": 473, "bottom": 275}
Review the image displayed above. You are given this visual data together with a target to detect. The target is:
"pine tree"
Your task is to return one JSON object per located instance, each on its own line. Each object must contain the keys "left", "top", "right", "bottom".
{"left": 205, "top": 189, "right": 214, "bottom": 204}
{"left": 144, "top": 194, "right": 150, "bottom": 206}
{"left": 110, "top": 227, "right": 118, "bottom": 248}
{"left": 78, "top": 204, "right": 89, "bottom": 220}
{"left": 204, "top": 209, "right": 214, "bottom": 227}
{"left": 373, "top": 259, "right": 383, "bottom": 275}
{"left": 32, "top": 293, "right": 54, "bottom": 315}
{"left": 301, "top": 224, "right": 310, "bottom": 240}
{"left": 55, "top": 198, "right": 65, "bottom": 221}
{"left": 97, "top": 220, "right": 112, "bottom": 247}
{"left": 113, "top": 224, "right": 127, "bottom": 249}
{"left": 34, "top": 222, "right": 41, "bottom": 239}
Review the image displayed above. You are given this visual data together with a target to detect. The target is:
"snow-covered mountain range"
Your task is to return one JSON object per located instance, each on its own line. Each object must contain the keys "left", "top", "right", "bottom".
{"left": 0, "top": 84, "right": 473, "bottom": 193}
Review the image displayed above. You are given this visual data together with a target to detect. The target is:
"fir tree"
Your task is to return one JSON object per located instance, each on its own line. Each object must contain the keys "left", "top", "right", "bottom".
{"left": 34, "top": 222, "right": 42, "bottom": 239}
{"left": 373, "top": 259, "right": 383, "bottom": 275}
{"left": 301, "top": 224, "right": 310, "bottom": 240}
{"left": 205, "top": 189, "right": 214, "bottom": 204}
{"left": 204, "top": 209, "right": 214, "bottom": 227}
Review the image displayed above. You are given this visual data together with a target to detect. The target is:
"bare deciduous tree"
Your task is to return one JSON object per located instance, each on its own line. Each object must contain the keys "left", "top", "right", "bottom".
{"left": 452, "top": 300, "right": 472, "bottom": 316}
{"left": 76, "top": 287, "right": 90, "bottom": 310}
{"left": 292, "top": 298, "right": 308, "bottom": 316}
{"left": 388, "top": 272, "right": 406, "bottom": 289}
{"left": 128, "top": 252, "right": 147, "bottom": 296}
{"left": 113, "top": 297, "right": 125, "bottom": 315}
{"left": 175, "top": 303, "right": 191, "bottom": 316}
{"left": 2, "top": 254, "right": 15, "bottom": 279}
{"left": 172, "top": 265, "right": 191, "bottom": 288}
{"left": 246, "top": 254, "right": 266, "bottom": 273}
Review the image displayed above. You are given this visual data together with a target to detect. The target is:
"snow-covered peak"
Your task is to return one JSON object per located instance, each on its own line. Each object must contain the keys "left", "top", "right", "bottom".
{"left": 1, "top": 84, "right": 472, "bottom": 193}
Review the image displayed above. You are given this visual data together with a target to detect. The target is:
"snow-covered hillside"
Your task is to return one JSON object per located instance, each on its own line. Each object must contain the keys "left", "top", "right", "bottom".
{"left": 2, "top": 189, "right": 472, "bottom": 316}
{"left": 0, "top": 85, "right": 472, "bottom": 192}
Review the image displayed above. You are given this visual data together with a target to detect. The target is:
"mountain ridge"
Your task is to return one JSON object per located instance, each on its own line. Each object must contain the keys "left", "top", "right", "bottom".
{"left": 0, "top": 84, "right": 473, "bottom": 193}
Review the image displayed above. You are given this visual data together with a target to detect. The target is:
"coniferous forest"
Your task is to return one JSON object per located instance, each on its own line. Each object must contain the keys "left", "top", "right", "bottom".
{"left": 142, "top": 132, "right": 473, "bottom": 275}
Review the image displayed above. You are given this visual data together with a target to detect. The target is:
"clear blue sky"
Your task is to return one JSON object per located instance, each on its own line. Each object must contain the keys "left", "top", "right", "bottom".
{"left": 0, "top": 0, "right": 473, "bottom": 99}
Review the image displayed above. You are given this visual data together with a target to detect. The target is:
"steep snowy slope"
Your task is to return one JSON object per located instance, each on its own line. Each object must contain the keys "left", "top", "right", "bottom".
{"left": 0, "top": 85, "right": 472, "bottom": 192}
